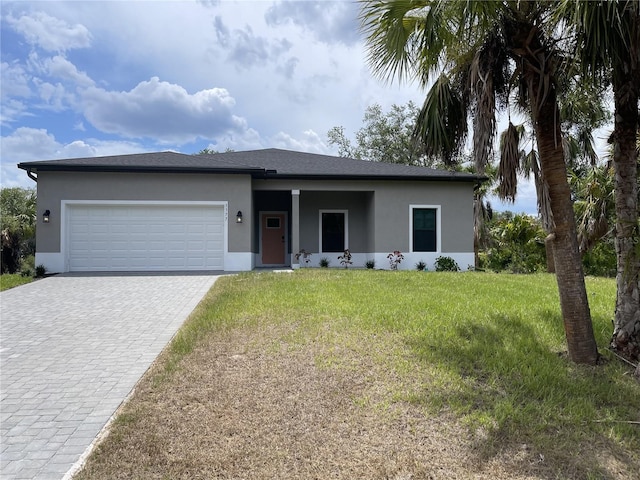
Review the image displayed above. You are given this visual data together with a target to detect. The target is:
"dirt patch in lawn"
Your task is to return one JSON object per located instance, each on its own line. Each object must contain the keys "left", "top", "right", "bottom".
{"left": 74, "top": 323, "right": 633, "bottom": 479}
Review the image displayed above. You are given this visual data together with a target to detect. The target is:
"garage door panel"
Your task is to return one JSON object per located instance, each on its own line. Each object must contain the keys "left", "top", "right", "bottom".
{"left": 68, "top": 204, "right": 225, "bottom": 271}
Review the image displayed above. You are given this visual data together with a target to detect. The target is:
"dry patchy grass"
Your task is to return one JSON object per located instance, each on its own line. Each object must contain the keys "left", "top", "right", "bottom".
{"left": 74, "top": 272, "right": 639, "bottom": 480}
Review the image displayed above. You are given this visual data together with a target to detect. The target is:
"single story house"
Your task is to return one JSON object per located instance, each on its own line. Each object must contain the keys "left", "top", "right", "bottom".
{"left": 18, "top": 148, "right": 483, "bottom": 273}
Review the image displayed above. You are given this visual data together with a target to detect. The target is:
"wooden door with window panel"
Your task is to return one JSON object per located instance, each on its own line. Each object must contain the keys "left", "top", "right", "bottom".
{"left": 261, "top": 213, "right": 286, "bottom": 265}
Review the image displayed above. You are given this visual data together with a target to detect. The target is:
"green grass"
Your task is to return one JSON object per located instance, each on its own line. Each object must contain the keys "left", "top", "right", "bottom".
{"left": 0, "top": 273, "right": 33, "bottom": 291}
{"left": 156, "top": 270, "right": 639, "bottom": 477}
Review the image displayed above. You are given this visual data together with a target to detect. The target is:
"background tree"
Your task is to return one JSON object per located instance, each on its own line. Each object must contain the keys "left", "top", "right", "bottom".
{"left": 361, "top": 0, "right": 599, "bottom": 364}
{"left": 196, "top": 147, "right": 234, "bottom": 154}
{"left": 480, "top": 212, "right": 547, "bottom": 273}
{"left": 1, "top": 187, "right": 36, "bottom": 274}
{"left": 327, "top": 102, "right": 440, "bottom": 167}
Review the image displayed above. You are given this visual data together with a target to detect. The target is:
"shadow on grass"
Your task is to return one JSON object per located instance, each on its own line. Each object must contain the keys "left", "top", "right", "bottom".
{"left": 405, "top": 309, "right": 640, "bottom": 478}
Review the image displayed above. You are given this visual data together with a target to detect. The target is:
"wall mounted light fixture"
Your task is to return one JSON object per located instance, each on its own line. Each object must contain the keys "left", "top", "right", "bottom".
{"left": 43, "top": 210, "right": 51, "bottom": 223}
{"left": 236, "top": 211, "right": 243, "bottom": 223}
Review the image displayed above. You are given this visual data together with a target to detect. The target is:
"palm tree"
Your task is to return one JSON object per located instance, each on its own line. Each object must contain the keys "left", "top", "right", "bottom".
{"left": 560, "top": 0, "right": 639, "bottom": 369}
{"left": 571, "top": 161, "right": 616, "bottom": 255}
{"left": 361, "top": 0, "right": 599, "bottom": 364}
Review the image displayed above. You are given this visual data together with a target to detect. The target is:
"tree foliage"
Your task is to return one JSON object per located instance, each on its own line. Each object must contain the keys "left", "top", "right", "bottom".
{"left": 480, "top": 212, "right": 547, "bottom": 274}
{"left": 327, "top": 102, "right": 443, "bottom": 167}
{"left": 1, "top": 187, "right": 37, "bottom": 274}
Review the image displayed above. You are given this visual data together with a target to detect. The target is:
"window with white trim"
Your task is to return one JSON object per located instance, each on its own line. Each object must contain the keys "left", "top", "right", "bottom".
{"left": 319, "top": 210, "right": 348, "bottom": 253}
{"left": 411, "top": 206, "right": 439, "bottom": 252}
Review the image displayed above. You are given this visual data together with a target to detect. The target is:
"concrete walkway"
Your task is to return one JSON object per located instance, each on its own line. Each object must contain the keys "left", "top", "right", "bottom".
{"left": 1, "top": 273, "right": 220, "bottom": 479}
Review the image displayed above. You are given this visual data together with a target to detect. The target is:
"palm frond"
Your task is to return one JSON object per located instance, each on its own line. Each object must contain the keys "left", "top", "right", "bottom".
{"left": 497, "top": 122, "right": 521, "bottom": 201}
{"left": 528, "top": 148, "right": 554, "bottom": 232}
{"left": 572, "top": 162, "right": 616, "bottom": 253}
{"left": 469, "top": 30, "right": 510, "bottom": 173}
{"left": 360, "top": 0, "right": 446, "bottom": 85}
{"left": 413, "top": 73, "right": 468, "bottom": 166}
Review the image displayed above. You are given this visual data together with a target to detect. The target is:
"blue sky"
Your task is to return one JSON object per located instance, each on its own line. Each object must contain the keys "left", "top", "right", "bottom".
{"left": 1, "top": 0, "right": 542, "bottom": 214}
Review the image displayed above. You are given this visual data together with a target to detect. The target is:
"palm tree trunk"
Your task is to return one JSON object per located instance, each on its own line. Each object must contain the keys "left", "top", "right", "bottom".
{"left": 610, "top": 68, "right": 640, "bottom": 364}
{"left": 544, "top": 235, "right": 556, "bottom": 273}
{"left": 532, "top": 90, "right": 599, "bottom": 365}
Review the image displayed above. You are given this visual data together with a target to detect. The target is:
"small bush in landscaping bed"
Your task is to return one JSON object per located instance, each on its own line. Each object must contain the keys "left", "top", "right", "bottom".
{"left": 435, "top": 256, "right": 460, "bottom": 272}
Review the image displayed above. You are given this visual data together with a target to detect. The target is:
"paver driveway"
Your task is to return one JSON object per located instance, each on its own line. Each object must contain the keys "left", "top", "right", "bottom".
{"left": 1, "top": 272, "right": 220, "bottom": 480}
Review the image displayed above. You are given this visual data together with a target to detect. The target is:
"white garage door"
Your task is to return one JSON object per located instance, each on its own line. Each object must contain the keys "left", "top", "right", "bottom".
{"left": 67, "top": 204, "right": 225, "bottom": 271}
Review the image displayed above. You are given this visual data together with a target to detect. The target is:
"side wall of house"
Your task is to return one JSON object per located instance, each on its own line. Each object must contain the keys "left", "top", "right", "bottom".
{"left": 35, "top": 171, "right": 253, "bottom": 272}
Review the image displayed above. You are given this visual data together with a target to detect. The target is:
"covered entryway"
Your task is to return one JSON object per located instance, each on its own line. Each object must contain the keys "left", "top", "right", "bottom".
{"left": 66, "top": 203, "right": 225, "bottom": 271}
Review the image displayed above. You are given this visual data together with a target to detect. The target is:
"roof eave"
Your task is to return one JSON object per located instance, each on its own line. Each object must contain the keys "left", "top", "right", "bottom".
{"left": 17, "top": 164, "right": 265, "bottom": 175}
{"left": 259, "top": 173, "right": 485, "bottom": 183}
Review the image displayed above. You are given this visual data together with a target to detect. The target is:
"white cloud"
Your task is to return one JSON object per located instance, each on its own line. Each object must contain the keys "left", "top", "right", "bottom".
{"left": 0, "top": 127, "right": 150, "bottom": 187}
{"left": 265, "top": 1, "right": 360, "bottom": 46}
{"left": 44, "top": 55, "right": 94, "bottom": 87}
{"left": 0, "top": 99, "right": 30, "bottom": 126}
{"left": 1, "top": 62, "right": 32, "bottom": 98}
{"left": 212, "top": 19, "right": 293, "bottom": 71}
{"left": 32, "top": 80, "right": 71, "bottom": 111}
{"left": 271, "top": 129, "right": 329, "bottom": 154}
{"left": 5, "top": 11, "right": 92, "bottom": 52}
{"left": 1, "top": 62, "right": 33, "bottom": 124}
{"left": 81, "top": 77, "right": 252, "bottom": 144}
{"left": 1, "top": 127, "right": 62, "bottom": 162}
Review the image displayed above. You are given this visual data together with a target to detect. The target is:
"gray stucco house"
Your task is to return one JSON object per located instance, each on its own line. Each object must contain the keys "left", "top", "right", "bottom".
{"left": 18, "top": 148, "right": 483, "bottom": 273}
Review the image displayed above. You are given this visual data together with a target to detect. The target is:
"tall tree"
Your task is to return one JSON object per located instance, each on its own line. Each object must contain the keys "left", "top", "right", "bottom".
{"left": 561, "top": 0, "right": 640, "bottom": 370}
{"left": 327, "top": 102, "right": 438, "bottom": 166}
{"left": 361, "top": 0, "right": 599, "bottom": 364}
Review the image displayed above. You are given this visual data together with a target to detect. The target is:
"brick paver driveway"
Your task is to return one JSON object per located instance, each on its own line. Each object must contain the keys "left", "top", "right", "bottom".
{"left": 1, "top": 272, "right": 220, "bottom": 480}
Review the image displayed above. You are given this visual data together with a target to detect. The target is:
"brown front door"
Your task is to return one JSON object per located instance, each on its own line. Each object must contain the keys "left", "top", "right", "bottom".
{"left": 261, "top": 213, "right": 286, "bottom": 265}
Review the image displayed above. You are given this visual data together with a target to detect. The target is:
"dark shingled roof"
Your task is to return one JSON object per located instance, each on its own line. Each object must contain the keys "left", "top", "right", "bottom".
{"left": 18, "top": 148, "right": 484, "bottom": 182}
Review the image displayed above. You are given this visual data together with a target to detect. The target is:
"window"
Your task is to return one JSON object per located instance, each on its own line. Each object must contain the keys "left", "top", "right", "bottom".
{"left": 320, "top": 210, "right": 348, "bottom": 252}
{"left": 411, "top": 207, "right": 438, "bottom": 252}
{"left": 266, "top": 217, "right": 281, "bottom": 229}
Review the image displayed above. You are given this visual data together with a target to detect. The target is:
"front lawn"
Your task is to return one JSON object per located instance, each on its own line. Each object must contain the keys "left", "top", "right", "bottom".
{"left": 75, "top": 270, "right": 639, "bottom": 479}
{"left": 0, "top": 273, "right": 33, "bottom": 291}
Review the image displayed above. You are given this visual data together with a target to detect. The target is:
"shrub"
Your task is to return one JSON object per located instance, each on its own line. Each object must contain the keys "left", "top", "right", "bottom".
{"left": 365, "top": 260, "right": 375, "bottom": 269}
{"left": 435, "top": 256, "right": 460, "bottom": 272}
{"left": 481, "top": 212, "right": 546, "bottom": 273}
{"left": 415, "top": 261, "right": 427, "bottom": 271}
{"left": 319, "top": 258, "right": 330, "bottom": 268}
{"left": 582, "top": 240, "right": 616, "bottom": 277}
{"left": 20, "top": 254, "right": 35, "bottom": 277}
{"left": 1, "top": 187, "right": 37, "bottom": 274}
{"left": 35, "top": 264, "right": 47, "bottom": 278}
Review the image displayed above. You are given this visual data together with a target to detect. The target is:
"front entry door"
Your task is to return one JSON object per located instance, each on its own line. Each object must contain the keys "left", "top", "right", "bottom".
{"left": 261, "top": 213, "right": 286, "bottom": 265}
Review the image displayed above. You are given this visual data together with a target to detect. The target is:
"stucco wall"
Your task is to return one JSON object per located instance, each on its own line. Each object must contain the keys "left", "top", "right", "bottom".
{"left": 372, "top": 181, "right": 473, "bottom": 253}
{"left": 298, "top": 191, "right": 373, "bottom": 253}
{"left": 253, "top": 178, "right": 475, "bottom": 254}
{"left": 36, "top": 171, "right": 253, "bottom": 253}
